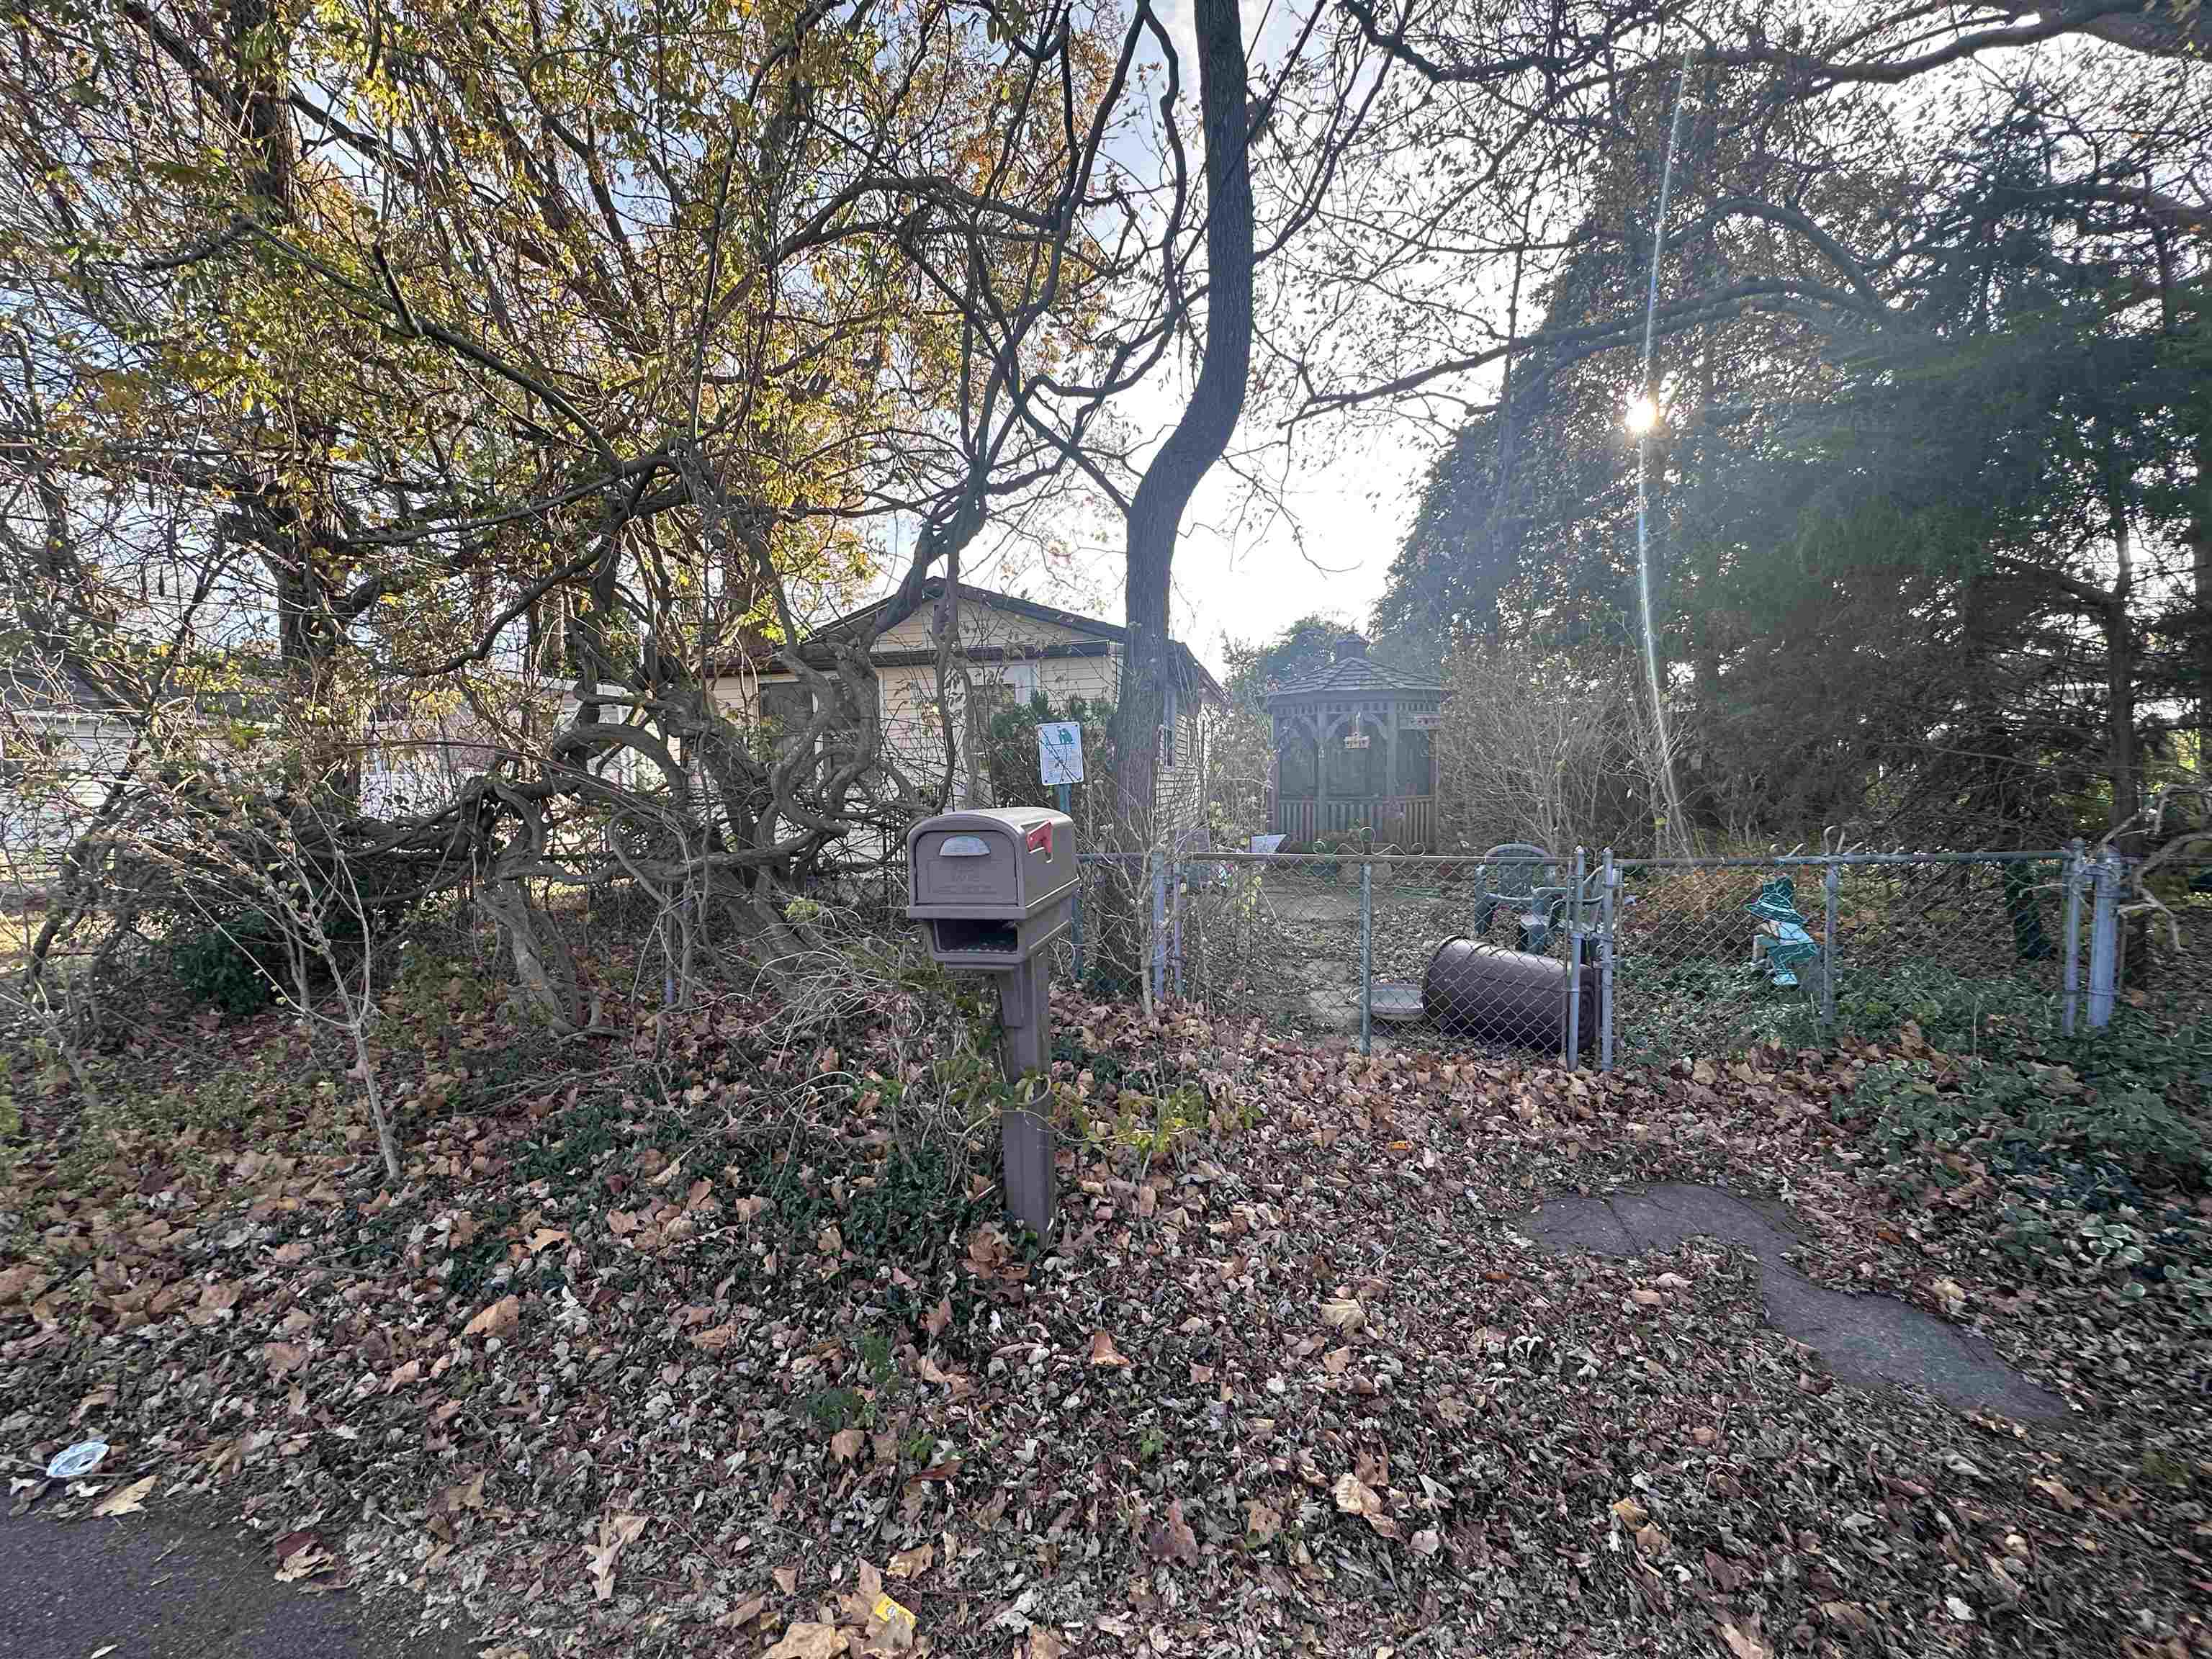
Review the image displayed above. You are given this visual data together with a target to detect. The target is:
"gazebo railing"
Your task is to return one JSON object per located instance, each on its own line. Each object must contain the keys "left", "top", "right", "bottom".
{"left": 1274, "top": 794, "right": 1437, "bottom": 849}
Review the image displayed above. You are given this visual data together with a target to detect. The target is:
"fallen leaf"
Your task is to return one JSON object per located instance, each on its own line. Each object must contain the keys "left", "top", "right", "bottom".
{"left": 1088, "top": 1329, "right": 1130, "bottom": 1367}
{"left": 1025, "top": 1632, "right": 1066, "bottom": 1659}
{"left": 773, "top": 1564, "right": 799, "bottom": 1594}
{"left": 262, "top": 1341, "right": 307, "bottom": 1377}
{"left": 584, "top": 1512, "right": 646, "bottom": 1601}
{"left": 462, "top": 1295, "right": 519, "bottom": 1340}
{"left": 925, "top": 1298, "right": 952, "bottom": 1338}
{"left": 1245, "top": 1502, "right": 1282, "bottom": 1546}
{"left": 831, "top": 1428, "right": 865, "bottom": 1463}
{"left": 1931, "top": 1277, "right": 1968, "bottom": 1315}
{"left": 92, "top": 1475, "right": 156, "bottom": 1517}
{"left": 1409, "top": 1529, "right": 1441, "bottom": 1557}
{"left": 887, "top": 1542, "right": 934, "bottom": 1581}
{"left": 526, "top": 1228, "right": 570, "bottom": 1254}
{"left": 1331, "top": 1473, "right": 1397, "bottom": 1537}
{"left": 1719, "top": 1621, "right": 1772, "bottom": 1659}
{"left": 1318, "top": 1298, "right": 1365, "bottom": 1332}
{"left": 1610, "top": 1497, "right": 1650, "bottom": 1528}
{"left": 763, "top": 1622, "right": 845, "bottom": 1659}
{"left": 691, "top": 1322, "right": 737, "bottom": 1353}
{"left": 1143, "top": 1498, "right": 1200, "bottom": 1563}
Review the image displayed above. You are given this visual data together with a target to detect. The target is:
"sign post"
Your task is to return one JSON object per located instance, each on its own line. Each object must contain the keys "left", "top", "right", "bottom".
{"left": 1038, "top": 721, "right": 1084, "bottom": 979}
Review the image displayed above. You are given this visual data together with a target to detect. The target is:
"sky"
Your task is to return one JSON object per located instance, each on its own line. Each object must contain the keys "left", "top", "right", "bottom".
{"left": 870, "top": 0, "right": 1439, "bottom": 678}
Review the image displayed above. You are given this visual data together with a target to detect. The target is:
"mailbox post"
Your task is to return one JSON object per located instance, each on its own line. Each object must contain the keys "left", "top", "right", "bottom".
{"left": 906, "top": 806, "right": 1076, "bottom": 1236}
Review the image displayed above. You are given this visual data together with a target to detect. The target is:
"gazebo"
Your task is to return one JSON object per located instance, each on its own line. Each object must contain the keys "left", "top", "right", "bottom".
{"left": 1265, "top": 639, "right": 1444, "bottom": 850}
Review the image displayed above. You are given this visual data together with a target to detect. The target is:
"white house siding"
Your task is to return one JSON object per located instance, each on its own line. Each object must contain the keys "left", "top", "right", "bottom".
{"left": 0, "top": 713, "right": 131, "bottom": 889}
{"left": 704, "top": 591, "right": 1215, "bottom": 851}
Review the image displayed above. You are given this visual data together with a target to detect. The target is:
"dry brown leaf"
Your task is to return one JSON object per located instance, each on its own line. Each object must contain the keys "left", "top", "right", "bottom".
{"left": 526, "top": 1228, "right": 570, "bottom": 1254}
{"left": 462, "top": 1295, "right": 519, "bottom": 1339}
{"left": 1610, "top": 1497, "right": 1650, "bottom": 1528}
{"left": 1244, "top": 1502, "right": 1282, "bottom": 1546}
{"left": 925, "top": 1297, "right": 952, "bottom": 1338}
{"left": 773, "top": 1564, "right": 799, "bottom": 1594}
{"left": 886, "top": 1542, "right": 934, "bottom": 1581}
{"left": 1630, "top": 1287, "right": 1664, "bottom": 1308}
{"left": 1088, "top": 1329, "right": 1130, "bottom": 1367}
{"left": 763, "top": 1622, "right": 845, "bottom": 1659}
{"left": 691, "top": 1322, "right": 737, "bottom": 1353}
{"left": 1332, "top": 1473, "right": 1397, "bottom": 1536}
{"left": 1321, "top": 1346, "right": 1352, "bottom": 1375}
{"left": 1025, "top": 1632, "right": 1067, "bottom": 1659}
{"left": 1409, "top": 1528, "right": 1442, "bottom": 1558}
{"left": 444, "top": 1470, "right": 486, "bottom": 1513}
{"left": 831, "top": 1428, "right": 865, "bottom": 1464}
{"left": 92, "top": 1475, "right": 156, "bottom": 1517}
{"left": 1318, "top": 1298, "right": 1365, "bottom": 1332}
{"left": 1719, "top": 1621, "right": 1773, "bottom": 1659}
{"left": 585, "top": 1512, "right": 646, "bottom": 1601}
{"left": 1143, "top": 1498, "right": 1200, "bottom": 1563}
{"left": 262, "top": 1341, "right": 307, "bottom": 1377}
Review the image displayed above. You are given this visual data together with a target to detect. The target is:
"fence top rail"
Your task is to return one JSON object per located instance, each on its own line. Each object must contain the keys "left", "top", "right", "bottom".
{"left": 1609, "top": 850, "right": 2073, "bottom": 869}
{"left": 1067, "top": 849, "right": 2072, "bottom": 870}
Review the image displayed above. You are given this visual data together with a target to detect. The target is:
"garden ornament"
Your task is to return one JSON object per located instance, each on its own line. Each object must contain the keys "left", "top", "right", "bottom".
{"left": 1745, "top": 876, "right": 1820, "bottom": 989}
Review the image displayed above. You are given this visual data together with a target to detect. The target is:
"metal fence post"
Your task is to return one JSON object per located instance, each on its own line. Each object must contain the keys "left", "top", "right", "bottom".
{"left": 2059, "top": 838, "right": 2083, "bottom": 1036}
{"left": 1821, "top": 860, "right": 1840, "bottom": 1033}
{"left": 1358, "top": 856, "right": 1373, "bottom": 1056}
{"left": 1072, "top": 876, "right": 1085, "bottom": 987}
{"left": 2087, "top": 847, "right": 2120, "bottom": 1030}
{"left": 1565, "top": 848, "right": 1586, "bottom": 1068}
{"left": 1599, "top": 849, "right": 1617, "bottom": 1073}
{"left": 1151, "top": 850, "right": 1168, "bottom": 1006}
{"left": 1172, "top": 858, "right": 1186, "bottom": 1001}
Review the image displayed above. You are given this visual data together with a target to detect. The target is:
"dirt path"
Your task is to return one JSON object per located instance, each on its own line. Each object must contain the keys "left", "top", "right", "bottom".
{"left": 0, "top": 1506, "right": 475, "bottom": 1659}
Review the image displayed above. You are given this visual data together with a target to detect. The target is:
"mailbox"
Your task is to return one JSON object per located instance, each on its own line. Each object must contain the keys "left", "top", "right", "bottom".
{"left": 905, "top": 806, "right": 1077, "bottom": 1239}
{"left": 907, "top": 807, "right": 1076, "bottom": 968}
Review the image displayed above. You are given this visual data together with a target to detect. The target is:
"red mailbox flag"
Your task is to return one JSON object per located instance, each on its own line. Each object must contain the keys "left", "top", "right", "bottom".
{"left": 1025, "top": 821, "right": 1053, "bottom": 856}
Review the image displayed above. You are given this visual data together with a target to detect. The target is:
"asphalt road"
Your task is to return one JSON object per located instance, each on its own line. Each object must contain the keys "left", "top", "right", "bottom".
{"left": 0, "top": 1503, "right": 476, "bottom": 1659}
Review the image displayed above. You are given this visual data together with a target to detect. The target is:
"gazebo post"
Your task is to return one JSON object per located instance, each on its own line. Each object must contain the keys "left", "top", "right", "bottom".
{"left": 1384, "top": 701, "right": 1399, "bottom": 845}
{"left": 1309, "top": 703, "right": 1327, "bottom": 836}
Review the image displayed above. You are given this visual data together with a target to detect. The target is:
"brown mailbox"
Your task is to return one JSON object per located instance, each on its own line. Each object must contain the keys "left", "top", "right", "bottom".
{"left": 907, "top": 807, "right": 1076, "bottom": 968}
{"left": 904, "top": 806, "right": 1077, "bottom": 1240}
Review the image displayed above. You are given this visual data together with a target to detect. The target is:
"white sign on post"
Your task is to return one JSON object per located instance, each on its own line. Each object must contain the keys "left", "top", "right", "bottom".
{"left": 1038, "top": 721, "right": 1084, "bottom": 786}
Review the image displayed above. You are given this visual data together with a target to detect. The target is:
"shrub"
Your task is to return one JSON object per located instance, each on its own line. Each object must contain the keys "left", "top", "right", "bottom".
{"left": 168, "top": 911, "right": 285, "bottom": 1017}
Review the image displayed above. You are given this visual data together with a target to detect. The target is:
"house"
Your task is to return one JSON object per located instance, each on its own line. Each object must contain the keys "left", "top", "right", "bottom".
{"left": 0, "top": 665, "right": 144, "bottom": 889}
{"left": 709, "top": 580, "right": 1225, "bottom": 837}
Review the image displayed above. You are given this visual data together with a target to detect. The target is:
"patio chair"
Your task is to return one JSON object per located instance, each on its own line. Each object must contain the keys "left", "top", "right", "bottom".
{"left": 1469, "top": 842, "right": 1577, "bottom": 954}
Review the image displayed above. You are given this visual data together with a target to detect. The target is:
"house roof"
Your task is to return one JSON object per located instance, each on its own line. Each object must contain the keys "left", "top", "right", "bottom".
{"left": 745, "top": 579, "right": 1226, "bottom": 705}
{"left": 1265, "top": 652, "right": 1444, "bottom": 705}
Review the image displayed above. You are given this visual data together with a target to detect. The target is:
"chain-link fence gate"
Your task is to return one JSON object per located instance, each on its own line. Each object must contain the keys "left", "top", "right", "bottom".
{"left": 1052, "top": 842, "right": 2135, "bottom": 1069}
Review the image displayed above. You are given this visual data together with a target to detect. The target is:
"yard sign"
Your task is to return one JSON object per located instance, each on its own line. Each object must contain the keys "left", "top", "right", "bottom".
{"left": 1038, "top": 721, "right": 1084, "bottom": 787}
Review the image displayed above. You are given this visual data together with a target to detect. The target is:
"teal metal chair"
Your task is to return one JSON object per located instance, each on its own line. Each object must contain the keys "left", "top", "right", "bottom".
{"left": 1470, "top": 843, "right": 1576, "bottom": 954}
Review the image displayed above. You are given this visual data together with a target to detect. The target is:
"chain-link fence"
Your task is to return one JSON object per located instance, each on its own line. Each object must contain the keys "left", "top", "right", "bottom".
{"left": 1030, "top": 843, "right": 2147, "bottom": 1070}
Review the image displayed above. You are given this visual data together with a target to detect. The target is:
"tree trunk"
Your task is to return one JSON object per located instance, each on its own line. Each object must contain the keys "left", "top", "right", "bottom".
{"left": 2190, "top": 386, "right": 2211, "bottom": 792}
{"left": 1102, "top": 0, "right": 1253, "bottom": 990}
{"left": 2106, "top": 499, "right": 2148, "bottom": 989}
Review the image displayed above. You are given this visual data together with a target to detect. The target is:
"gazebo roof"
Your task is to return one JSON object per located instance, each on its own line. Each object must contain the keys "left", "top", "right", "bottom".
{"left": 1264, "top": 652, "right": 1443, "bottom": 706}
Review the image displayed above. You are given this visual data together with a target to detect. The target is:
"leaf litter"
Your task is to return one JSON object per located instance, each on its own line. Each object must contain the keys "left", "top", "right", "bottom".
{"left": 1, "top": 999, "right": 2206, "bottom": 1657}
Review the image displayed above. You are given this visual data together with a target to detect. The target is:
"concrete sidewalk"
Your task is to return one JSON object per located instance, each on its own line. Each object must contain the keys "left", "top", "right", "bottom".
{"left": 0, "top": 1504, "right": 475, "bottom": 1659}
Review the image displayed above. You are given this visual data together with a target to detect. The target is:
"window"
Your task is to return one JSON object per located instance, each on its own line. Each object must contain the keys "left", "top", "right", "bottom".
{"left": 975, "top": 660, "right": 1040, "bottom": 709}
{"left": 760, "top": 680, "right": 810, "bottom": 738}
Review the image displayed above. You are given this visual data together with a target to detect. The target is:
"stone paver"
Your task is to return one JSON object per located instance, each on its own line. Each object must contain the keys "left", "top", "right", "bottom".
{"left": 1524, "top": 1182, "right": 2067, "bottom": 1421}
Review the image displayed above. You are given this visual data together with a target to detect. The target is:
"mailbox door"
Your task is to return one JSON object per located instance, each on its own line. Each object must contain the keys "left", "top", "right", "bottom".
{"left": 912, "top": 825, "right": 1020, "bottom": 909}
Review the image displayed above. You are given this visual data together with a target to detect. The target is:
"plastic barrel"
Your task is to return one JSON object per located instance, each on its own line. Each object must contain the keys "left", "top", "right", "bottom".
{"left": 1423, "top": 938, "right": 1595, "bottom": 1053}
